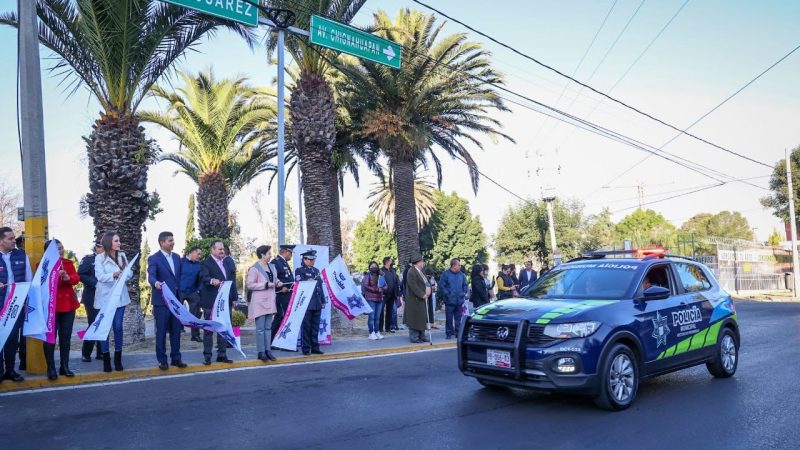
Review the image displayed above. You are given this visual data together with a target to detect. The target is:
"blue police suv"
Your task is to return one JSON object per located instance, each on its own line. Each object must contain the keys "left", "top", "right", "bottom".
{"left": 457, "top": 250, "right": 739, "bottom": 410}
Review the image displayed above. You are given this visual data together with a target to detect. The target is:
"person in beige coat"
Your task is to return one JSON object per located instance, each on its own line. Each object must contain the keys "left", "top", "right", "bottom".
{"left": 247, "top": 245, "right": 281, "bottom": 362}
{"left": 404, "top": 253, "right": 431, "bottom": 343}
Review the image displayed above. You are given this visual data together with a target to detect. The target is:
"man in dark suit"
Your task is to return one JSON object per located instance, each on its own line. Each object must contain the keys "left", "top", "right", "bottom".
{"left": 79, "top": 241, "right": 104, "bottom": 362}
{"left": 270, "top": 244, "right": 294, "bottom": 342}
{"left": 199, "top": 240, "right": 238, "bottom": 365}
{"left": 148, "top": 231, "right": 187, "bottom": 370}
{"left": 519, "top": 260, "right": 538, "bottom": 292}
{"left": 295, "top": 250, "right": 325, "bottom": 356}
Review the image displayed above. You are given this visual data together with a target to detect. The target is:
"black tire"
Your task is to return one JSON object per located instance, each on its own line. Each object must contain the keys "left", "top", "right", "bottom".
{"left": 477, "top": 379, "right": 505, "bottom": 390}
{"left": 706, "top": 328, "right": 738, "bottom": 378}
{"left": 593, "top": 344, "right": 639, "bottom": 411}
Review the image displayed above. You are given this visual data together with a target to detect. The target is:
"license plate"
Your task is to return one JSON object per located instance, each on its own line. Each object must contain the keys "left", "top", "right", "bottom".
{"left": 486, "top": 349, "right": 511, "bottom": 368}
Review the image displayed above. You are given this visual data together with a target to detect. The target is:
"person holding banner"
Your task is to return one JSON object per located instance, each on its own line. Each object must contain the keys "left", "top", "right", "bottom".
{"left": 79, "top": 242, "right": 104, "bottom": 362}
{"left": 362, "top": 261, "right": 384, "bottom": 341}
{"left": 41, "top": 239, "right": 80, "bottom": 380}
{"left": 270, "top": 244, "right": 294, "bottom": 344}
{"left": 295, "top": 250, "right": 325, "bottom": 355}
{"left": 148, "top": 231, "right": 187, "bottom": 371}
{"left": 0, "top": 227, "right": 32, "bottom": 382}
{"left": 179, "top": 246, "right": 203, "bottom": 342}
{"left": 94, "top": 231, "right": 131, "bottom": 373}
{"left": 404, "top": 253, "right": 431, "bottom": 344}
{"left": 199, "top": 240, "right": 238, "bottom": 365}
{"left": 246, "top": 245, "right": 280, "bottom": 362}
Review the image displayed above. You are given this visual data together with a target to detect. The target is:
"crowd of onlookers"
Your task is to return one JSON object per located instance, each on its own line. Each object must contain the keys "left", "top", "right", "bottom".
{"left": 361, "top": 257, "right": 550, "bottom": 343}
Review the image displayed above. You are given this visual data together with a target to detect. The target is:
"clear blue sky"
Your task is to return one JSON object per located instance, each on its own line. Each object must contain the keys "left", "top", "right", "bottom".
{"left": 0, "top": 0, "right": 798, "bottom": 256}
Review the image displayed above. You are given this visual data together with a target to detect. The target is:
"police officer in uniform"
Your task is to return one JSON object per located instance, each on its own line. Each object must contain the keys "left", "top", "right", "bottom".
{"left": 295, "top": 250, "right": 325, "bottom": 356}
{"left": 270, "top": 245, "right": 295, "bottom": 343}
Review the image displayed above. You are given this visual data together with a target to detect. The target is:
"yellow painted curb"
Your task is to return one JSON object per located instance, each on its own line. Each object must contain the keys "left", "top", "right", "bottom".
{"left": 0, "top": 342, "right": 456, "bottom": 393}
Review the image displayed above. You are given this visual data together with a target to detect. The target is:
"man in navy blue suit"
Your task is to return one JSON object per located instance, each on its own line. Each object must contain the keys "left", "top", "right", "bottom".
{"left": 519, "top": 261, "right": 538, "bottom": 292}
{"left": 148, "top": 231, "right": 187, "bottom": 370}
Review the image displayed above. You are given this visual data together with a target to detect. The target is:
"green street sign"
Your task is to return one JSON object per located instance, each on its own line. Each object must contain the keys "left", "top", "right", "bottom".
{"left": 309, "top": 15, "right": 401, "bottom": 69}
{"left": 161, "top": 0, "right": 259, "bottom": 27}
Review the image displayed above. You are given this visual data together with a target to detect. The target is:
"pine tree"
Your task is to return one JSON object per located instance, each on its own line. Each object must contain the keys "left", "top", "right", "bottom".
{"left": 353, "top": 213, "right": 397, "bottom": 272}
{"left": 420, "top": 192, "right": 488, "bottom": 274}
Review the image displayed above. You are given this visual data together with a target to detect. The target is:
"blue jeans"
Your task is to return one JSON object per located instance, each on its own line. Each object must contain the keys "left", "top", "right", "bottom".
{"left": 100, "top": 306, "right": 125, "bottom": 353}
{"left": 367, "top": 301, "right": 383, "bottom": 334}
{"left": 445, "top": 303, "right": 463, "bottom": 337}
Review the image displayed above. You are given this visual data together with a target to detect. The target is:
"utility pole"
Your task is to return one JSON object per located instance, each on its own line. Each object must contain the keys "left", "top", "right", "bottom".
{"left": 785, "top": 148, "right": 800, "bottom": 296}
{"left": 298, "top": 166, "right": 305, "bottom": 244}
{"left": 18, "top": 0, "right": 48, "bottom": 374}
{"left": 543, "top": 197, "right": 560, "bottom": 266}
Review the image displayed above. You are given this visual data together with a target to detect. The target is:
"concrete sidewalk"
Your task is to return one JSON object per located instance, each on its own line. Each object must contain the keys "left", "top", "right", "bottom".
{"left": 0, "top": 327, "right": 455, "bottom": 393}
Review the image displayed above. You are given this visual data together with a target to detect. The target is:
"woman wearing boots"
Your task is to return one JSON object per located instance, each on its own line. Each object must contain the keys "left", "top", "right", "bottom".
{"left": 94, "top": 231, "right": 131, "bottom": 373}
{"left": 43, "top": 239, "right": 80, "bottom": 381}
{"left": 246, "top": 245, "right": 280, "bottom": 362}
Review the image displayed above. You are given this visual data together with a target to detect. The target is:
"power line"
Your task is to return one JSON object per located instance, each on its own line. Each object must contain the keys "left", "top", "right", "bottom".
{"left": 411, "top": 0, "right": 772, "bottom": 168}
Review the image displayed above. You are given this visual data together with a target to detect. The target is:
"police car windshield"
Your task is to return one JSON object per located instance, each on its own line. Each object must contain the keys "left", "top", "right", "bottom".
{"left": 524, "top": 262, "right": 640, "bottom": 300}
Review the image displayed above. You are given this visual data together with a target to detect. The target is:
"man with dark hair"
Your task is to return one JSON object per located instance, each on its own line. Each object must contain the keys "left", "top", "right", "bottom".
{"left": 148, "top": 231, "right": 186, "bottom": 370}
{"left": 199, "top": 240, "right": 238, "bottom": 365}
{"left": 295, "top": 250, "right": 325, "bottom": 355}
{"left": 0, "top": 227, "right": 32, "bottom": 382}
{"left": 438, "top": 258, "right": 468, "bottom": 339}
{"left": 519, "top": 260, "right": 538, "bottom": 291}
{"left": 380, "top": 256, "right": 401, "bottom": 333}
{"left": 270, "top": 245, "right": 294, "bottom": 343}
{"left": 180, "top": 246, "right": 203, "bottom": 342}
{"left": 79, "top": 241, "right": 104, "bottom": 362}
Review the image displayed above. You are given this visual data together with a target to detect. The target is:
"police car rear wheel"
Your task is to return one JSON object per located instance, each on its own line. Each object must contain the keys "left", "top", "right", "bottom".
{"left": 593, "top": 344, "right": 638, "bottom": 411}
{"left": 706, "top": 328, "right": 738, "bottom": 378}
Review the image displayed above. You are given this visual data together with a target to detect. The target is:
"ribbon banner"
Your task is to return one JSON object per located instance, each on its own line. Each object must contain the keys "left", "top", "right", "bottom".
{"left": 292, "top": 244, "right": 333, "bottom": 346}
{"left": 318, "top": 300, "right": 331, "bottom": 345}
{"left": 272, "top": 280, "right": 317, "bottom": 351}
{"left": 0, "top": 282, "right": 32, "bottom": 348}
{"left": 161, "top": 283, "right": 245, "bottom": 357}
{"left": 322, "top": 255, "right": 372, "bottom": 320}
{"left": 23, "top": 241, "right": 61, "bottom": 343}
{"left": 80, "top": 253, "right": 140, "bottom": 342}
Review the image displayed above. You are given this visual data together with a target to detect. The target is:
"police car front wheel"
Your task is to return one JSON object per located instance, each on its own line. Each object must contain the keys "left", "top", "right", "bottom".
{"left": 594, "top": 344, "right": 639, "bottom": 411}
{"left": 706, "top": 328, "right": 738, "bottom": 378}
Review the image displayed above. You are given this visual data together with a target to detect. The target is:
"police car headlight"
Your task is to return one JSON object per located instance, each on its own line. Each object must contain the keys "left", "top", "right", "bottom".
{"left": 544, "top": 321, "right": 601, "bottom": 339}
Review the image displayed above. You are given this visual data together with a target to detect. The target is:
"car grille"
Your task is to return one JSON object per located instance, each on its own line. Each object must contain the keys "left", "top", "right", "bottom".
{"left": 467, "top": 324, "right": 517, "bottom": 343}
{"left": 527, "top": 325, "right": 558, "bottom": 346}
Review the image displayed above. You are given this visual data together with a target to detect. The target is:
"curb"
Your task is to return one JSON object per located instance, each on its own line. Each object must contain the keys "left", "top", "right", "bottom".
{"left": 0, "top": 341, "right": 456, "bottom": 393}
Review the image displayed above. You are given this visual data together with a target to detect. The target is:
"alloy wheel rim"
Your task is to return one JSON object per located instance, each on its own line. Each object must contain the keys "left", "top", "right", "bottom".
{"left": 609, "top": 354, "right": 635, "bottom": 403}
{"left": 721, "top": 334, "right": 736, "bottom": 372}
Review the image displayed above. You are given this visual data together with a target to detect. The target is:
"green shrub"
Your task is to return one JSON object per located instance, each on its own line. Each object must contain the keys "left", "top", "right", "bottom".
{"left": 185, "top": 237, "right": 231, "bottom": 260}
{"left": 231, "top": 310, "right": 247, "bottom": 327}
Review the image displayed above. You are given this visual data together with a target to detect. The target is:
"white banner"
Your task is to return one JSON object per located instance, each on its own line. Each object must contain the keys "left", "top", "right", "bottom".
{"left": 80, "top": 253, "right": 139, "bottom": 342}
{"left": 293, "top": 244, "right": 332, "bottom": 345}
{"left": 273, "top": 280, "right": 317, "bottom": 351}
{"left": 319, "top": 300, "right": 331, "bottom": 345}
{"left": 23, "top": 241, "right": 61, "bottom": 342}
{"left": 322, "top": 255, "right": 372, "bottom": 320}
{"left": 209, "top": 281, "right": 245, "bottom": 356}
{"left": 161, "top": 283, "right": 245, "bottom": 357}
{"left": 0, "top": 283, "right": 32, "bottom": 349}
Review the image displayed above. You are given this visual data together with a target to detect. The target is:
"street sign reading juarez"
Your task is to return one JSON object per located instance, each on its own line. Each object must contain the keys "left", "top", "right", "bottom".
{"left": 161, "top": 0, "right": 259, "bottom": 27}
{"left": 309, "top": 15, "right": 401, "bottom": 69}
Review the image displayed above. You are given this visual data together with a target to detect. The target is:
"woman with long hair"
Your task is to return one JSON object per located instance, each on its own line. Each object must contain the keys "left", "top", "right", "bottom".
{"left": 94, "top": 231, "right": 131, "bottom": 373}
{"left": 43, "top": 239, "right": 80, "bottom": 380}
{"left": 470, "top": 264, "right": 489, "bottom": 308}
{"left": 246, "top": 245, "right": 281, "bottom": 362}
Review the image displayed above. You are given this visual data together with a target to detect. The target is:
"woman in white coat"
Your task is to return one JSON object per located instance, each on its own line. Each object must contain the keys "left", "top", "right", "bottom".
{"left": 94, "top": 231, "right": 132, "bottom": 373}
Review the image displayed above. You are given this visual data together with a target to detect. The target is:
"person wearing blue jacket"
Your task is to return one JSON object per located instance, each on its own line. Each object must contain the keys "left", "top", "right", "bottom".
{"left": 179, "top": 246, "right": 203, "bottom": 342}
{"left": 438, "top": 258, "right": 468, "bottom": 339}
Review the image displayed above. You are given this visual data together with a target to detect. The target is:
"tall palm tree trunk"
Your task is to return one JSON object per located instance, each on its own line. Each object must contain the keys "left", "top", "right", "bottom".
{"left": 84, "top": 113, "right": 152, "bottom": 344}
{"left": 391, "top": 158, "right": 421, "bottom": 270}
{"left": 330, "top": 168, "right": 343, "bottom": 258}
{"left": 197, "top": 171, "right": 230, "bottom": 239}
{"left": 291, "top": 72, "right": 336, "bottom": 253}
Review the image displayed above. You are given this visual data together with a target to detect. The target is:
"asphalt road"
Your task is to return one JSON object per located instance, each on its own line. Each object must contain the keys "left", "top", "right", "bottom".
{"left": 1, "top": 301, "right": 798, "bottom": 450}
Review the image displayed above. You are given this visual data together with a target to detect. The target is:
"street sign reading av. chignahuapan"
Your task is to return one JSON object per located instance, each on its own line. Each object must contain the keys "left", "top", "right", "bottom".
{"left": 161, "top": 0, "right": 259, "bottom": 27}
{"left": 310, "top": 15, "right": 401, "bottom": 69}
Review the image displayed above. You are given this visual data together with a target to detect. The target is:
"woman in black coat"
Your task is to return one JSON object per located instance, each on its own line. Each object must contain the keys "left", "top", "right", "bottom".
{"left": 470, "top": 264, "right": 489, "bottom": 308}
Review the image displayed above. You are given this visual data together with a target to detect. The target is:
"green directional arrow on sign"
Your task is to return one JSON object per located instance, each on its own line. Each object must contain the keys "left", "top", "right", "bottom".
{"left": 309, "top": 15, "right": 401, "bottom": 69}
{"left": 161, "top": 0, "right": 260, "bottom": 27}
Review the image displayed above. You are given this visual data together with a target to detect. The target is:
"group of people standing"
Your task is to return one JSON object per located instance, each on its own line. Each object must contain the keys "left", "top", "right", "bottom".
{"left": 361, "top": 257, "right": 402, "bottom": 340}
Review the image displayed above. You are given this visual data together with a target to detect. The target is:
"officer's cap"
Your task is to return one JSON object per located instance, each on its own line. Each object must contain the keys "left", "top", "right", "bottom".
{"left": 279, "top": 244, "right": 296, "bottom": 251}
{"left": 301, "top": 249, "right": 317, "bottom": 260}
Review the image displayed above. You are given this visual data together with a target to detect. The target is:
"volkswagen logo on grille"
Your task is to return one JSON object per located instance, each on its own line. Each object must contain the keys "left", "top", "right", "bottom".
{"left": 496, "top": 326, "right": 510, "bottom": 340}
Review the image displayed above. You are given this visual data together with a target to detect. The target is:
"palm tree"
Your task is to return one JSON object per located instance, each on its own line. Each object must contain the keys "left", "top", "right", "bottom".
{"left": 0, "top": 0, "right": 256, "bottom": 342}
{"left": 140, "top": 70, "right": 277, "bottom": 239}
{"left": 264, "top": 0, "right": 367, "bottom": 259}
{"left": 367, "top": 164, "right": 437, "bottom": 232}
{"left": 338, "top": 9, "right": 513, "bottom": 268}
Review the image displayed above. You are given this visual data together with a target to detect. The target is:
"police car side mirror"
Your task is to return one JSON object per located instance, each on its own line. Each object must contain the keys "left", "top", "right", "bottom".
{"left": 641, "top": 286, "right": 670, "bottom": 301}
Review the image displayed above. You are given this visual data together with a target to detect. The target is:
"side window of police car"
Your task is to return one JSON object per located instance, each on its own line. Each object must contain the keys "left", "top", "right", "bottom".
{"left": 675, "top": 263, "right": 712, "bottom": 293}
{"left": 641, "top": 265, "right": 671, "bottom": 298}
